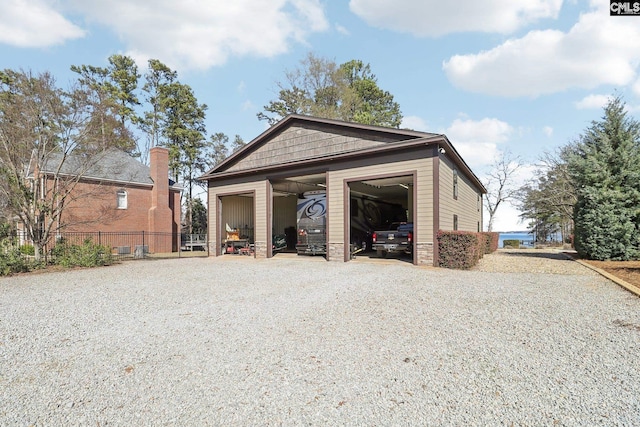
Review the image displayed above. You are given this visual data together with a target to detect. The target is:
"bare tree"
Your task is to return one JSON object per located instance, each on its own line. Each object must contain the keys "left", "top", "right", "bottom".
{"left": 483, "top": 151, "right": 522, "bottom": 232}
{"left": 0, "top": 69, "right": 125, "bottom": 260}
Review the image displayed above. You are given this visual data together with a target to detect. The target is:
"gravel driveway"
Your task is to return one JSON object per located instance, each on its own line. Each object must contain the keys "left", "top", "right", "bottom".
{"left": 1, "top": 251, "right": 640, "bottom": 426}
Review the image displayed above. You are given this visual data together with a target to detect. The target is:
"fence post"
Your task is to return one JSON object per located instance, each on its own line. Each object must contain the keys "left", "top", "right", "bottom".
{"left": 98, "top": 231, "right": 101, "bottom": 246}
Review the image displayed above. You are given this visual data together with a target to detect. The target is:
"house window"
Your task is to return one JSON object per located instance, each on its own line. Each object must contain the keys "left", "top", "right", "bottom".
{"left": 116, "top": 190, "right": 128, "bottom": 209}
{"left": 453, "top": 169, "right": 459, "bottom": 200}
{"left": 453, "top": 214, "right": 458, "bottom": 231}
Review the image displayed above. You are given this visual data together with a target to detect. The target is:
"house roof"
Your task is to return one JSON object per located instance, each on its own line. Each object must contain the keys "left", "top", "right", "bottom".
{"left": 32, "top": 148, "right": 181, "bottom": 189}
{"left": 200, "top": 114, "right": 486, "bottom": 193}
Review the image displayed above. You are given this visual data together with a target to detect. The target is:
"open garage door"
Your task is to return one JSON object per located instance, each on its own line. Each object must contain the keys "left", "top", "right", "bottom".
{"left": 219, "top": 193, "right": 255, "bottom": 255}
{"left": 348, "top": 175, "right": 415, "bottom": 263}
{"left": 270, "top": 173, "right": 327, "bottom": 257}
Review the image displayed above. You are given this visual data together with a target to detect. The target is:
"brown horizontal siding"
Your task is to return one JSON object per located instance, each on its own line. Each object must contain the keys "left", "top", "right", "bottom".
{"left": 438, "top": 156, "right": 482, "bottom": 232}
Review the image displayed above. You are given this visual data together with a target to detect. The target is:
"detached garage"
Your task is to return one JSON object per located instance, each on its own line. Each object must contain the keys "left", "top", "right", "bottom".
{"left": 200, "top": 115, "right": 486, "bottom": 266}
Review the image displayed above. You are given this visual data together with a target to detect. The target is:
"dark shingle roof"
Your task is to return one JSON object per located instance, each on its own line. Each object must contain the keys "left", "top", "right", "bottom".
{"left": 34, "top": 148, "right": 179, "bottom": 188}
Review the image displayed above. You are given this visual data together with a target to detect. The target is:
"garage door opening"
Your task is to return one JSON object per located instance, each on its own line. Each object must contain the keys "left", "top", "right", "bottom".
{"left": 219, "top": 193, "right": 255, "bottom": 256}
{"left": 347, "top": 175, "right": 415, "bottom": 264}
{"left": 270, "top": 173, "right": 327, "bottom": 258}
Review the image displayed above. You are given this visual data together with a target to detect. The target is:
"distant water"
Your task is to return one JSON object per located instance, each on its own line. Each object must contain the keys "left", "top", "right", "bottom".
{"left": 498, "top": 232, "right": 534, "bottom": 248}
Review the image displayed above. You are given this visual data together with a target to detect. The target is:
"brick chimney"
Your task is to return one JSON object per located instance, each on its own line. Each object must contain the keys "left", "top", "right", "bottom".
{"left": 148, "top": 147, "right": 172, "bottom": 235}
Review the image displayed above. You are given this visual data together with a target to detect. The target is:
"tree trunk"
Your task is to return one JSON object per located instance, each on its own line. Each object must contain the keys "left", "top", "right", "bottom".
{"left": 33, "top": 242, "right": 42, "bottom": 262}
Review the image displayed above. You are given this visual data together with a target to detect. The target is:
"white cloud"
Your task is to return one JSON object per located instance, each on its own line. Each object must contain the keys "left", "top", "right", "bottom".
{"left": 442, "top": 2, "right": 640, "bottom": 97}
{"left": 455, "top": 141, "right": 501, "bottom": 170}
{"left": 543, "top": 126, "right": 553, "bottom": 137}
{"left": 401, "top": 115, "right": 429, "bottom": 131}
{"left": 447, "top": 117, "right": 513, "bottom": 143}
{"left": 575, "top": 94, "right": 611, "bottom": 109}
{"left": 0, "top": 0, "right": 85, "bottom": 47}
{"left": 241, "top": 100, "right": 255, "bottom": 111}
{"left": 485, "top": 204, "right": 527, "bottom": 232}
{"left": 349, "top": 0, "right": 561, "bottom": 37}
{"left": 335, "top": 23, "right": 350, "bottom": 35}
{"left": 444, "top": 117, "right": 513, "bottom": 169}
{"left": 633, "top": 78, "right": 640, "bottom": 97}
{"left": 65, "top": 0, "right": 329, "bottom": 71}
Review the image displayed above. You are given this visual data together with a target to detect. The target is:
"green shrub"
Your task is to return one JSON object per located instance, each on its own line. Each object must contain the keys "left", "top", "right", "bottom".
{"left": 0, "top": 244, "right": 40, "bottom": 276}
{"left": 19, "top": 244, "right": 35, "bottom": 256}
{"left": 502, "top": 239, "right": 521, "bottom": 248}
{"left": 52, "top": 238, "right": 114, "bottom": 268}
{"left": 437, "top": 231, "right": 482, "bottom": 269}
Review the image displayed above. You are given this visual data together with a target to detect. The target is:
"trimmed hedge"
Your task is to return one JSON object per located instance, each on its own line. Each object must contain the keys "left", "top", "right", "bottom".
{"left": 480, "top": 232, "right": 499, "bottom": 254}
{"left": 502, "top": 239, "right": 520, "bottom": 249}
{"left": 437, "top": 231, "right": 483, "bottom": 269}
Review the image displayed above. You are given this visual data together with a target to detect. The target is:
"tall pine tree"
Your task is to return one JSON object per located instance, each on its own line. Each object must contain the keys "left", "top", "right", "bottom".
{"left": 568, "top": 96, "right": 640, "bottom": 260}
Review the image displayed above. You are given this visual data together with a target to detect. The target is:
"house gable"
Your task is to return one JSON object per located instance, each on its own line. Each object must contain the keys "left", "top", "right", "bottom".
{"left": 213, "top": 115, "right": 435, "bottom": 175}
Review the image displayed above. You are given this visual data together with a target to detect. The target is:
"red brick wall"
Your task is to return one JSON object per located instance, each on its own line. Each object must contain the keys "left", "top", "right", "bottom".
{"left": 61, "top": 180, "right": 153, "bottom": 232}
{"left": 57, "top": 180, "right": 182, "bottom": 253}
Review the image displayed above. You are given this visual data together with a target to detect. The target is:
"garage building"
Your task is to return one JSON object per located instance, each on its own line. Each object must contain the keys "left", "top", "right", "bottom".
{"left": 200, "top": 115, "right": 486, "bottom": 266}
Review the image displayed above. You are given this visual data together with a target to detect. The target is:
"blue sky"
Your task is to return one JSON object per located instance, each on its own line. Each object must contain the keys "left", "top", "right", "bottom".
{"left": 1, "top": 0, "right": 638, "bottom": 231}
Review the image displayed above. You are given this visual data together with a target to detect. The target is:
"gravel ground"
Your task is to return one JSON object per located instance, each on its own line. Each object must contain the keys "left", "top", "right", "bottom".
{"left": 1, "top": 252, "right": 640, "bottom": 426}
{"left": 473, "top": 248, "right": 589, "bottom": 275}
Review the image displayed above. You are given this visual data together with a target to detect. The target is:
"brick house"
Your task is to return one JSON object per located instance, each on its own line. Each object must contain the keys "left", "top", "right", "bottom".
{"left": 22, "top": 146, "right": 181, "bottom": 254}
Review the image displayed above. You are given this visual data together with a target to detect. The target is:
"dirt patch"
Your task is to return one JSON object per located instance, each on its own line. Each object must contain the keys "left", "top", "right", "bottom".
{"left": 581, "top": 260, "right": 640, "bottom": 289}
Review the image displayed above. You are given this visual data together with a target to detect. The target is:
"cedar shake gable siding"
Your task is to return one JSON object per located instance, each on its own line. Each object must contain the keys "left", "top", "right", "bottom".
{"left": 203, "top": 115, "right": 440, "bottom": 177}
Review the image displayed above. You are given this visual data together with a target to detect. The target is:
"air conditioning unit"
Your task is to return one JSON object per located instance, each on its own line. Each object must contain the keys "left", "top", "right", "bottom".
{"left": 134, "top": 245, "right": 149, "bottom": 258}
{"left": 116, "top": 246, "right": 131, "bottom": 255}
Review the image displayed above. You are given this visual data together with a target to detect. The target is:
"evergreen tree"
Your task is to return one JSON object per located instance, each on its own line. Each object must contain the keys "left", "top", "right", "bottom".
{"left": 230, "top": 134, "right": 246, "bottom": 153}
{"left": 518, "top": 145, "right": 577, "bottom": 243}
{"left": 105, "top": 54, "right": 141, "bottom": 130}
{"left": 71, "top": 55, "right": 140, "bottom": 154}
{"left": 160, "top": 81, "right": 208, "bottom": 234}
{"left": 568, "top": 96, "right": 640, "bottom": 260}
{"left": 258, "top": 53, "right": 402, "bottom": 128}
{"left": 190, "top": 197, "right": 207, "bottom": 235}
{"left": 140, "top": 59, "right": 177, "bottom": 164}
{"left": 209, "top": 132, "right": 229, "bottom": 166}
